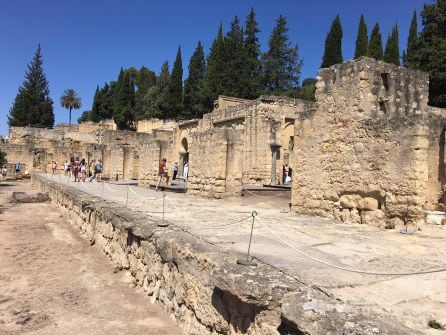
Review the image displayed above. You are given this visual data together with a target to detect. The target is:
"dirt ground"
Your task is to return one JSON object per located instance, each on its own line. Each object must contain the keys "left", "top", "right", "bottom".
{"left": 0, "top": 182, "right": 182, "bottom": 335}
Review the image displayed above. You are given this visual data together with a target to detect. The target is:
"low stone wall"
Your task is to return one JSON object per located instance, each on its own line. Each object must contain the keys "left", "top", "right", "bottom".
{"left": 31, "top": 174, "right": 419, "bottom": 335}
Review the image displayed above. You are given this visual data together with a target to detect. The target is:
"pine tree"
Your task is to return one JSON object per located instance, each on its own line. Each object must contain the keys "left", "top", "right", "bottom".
{"left": 166, "top": 46, "right": 183, "bottom": 119}
{"left": 135, "top": 66, "right": 156, "bottom": 120}
{"left": 242, "top": 8, "right": 262, "bottom": 99}
{"left": 222, "top": 16, "right": 245, "bottom": 97}
{"left": 321, "top": 15, "right": 343, "bottom": 68}
{"left": 368, "top": 23, "right": 384, "bottom": 60}
{"left": 384, "top": 24, "right": 400, "bottom": 65}
{"left": 354, "top": 15, "right": 368, "bottom": 59}
{"left": 205, "top": 24, "right": 226, "bottom": 107}
{"left": 8, "top": 44, "right": 54, "bottom": 127}
{"left": 403, "top": 10, "right": 419, "bottom": 68}
{"left": 113, "top": 68, "right": 136, "bottom": 130}
{"left": 143, "top": 62, "right": 170, "bottom": 120}
{"left": 183, "top": 41, "right": 207, "bottom": 119}
{"left": 415, "top": 0, "right": 446, "bottom": 107}
{"left": 262, "top": 15, "right": 303, "bottom": 92}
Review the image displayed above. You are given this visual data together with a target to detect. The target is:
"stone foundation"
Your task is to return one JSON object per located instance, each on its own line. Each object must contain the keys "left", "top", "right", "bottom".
{"left": 31, "top": 174, "right": 420, "bottom": 335}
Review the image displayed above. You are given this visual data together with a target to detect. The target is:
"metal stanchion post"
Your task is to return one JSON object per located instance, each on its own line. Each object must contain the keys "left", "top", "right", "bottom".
{"left": 125, "top": 185, "right": 129, "bottom": 208}
{"left": 237, "top": 211, "right": 258, "bottom": 266}
{"left": 158, "top": 192, "right": 169, "bottom": 227}
{"left": 400, "top": 201, "right": 415, "bottom": 235}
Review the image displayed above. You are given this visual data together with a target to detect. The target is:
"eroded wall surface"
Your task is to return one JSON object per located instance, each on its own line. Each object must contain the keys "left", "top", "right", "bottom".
{"left": 292, "top": 57, "right": 435, "bottom": 226}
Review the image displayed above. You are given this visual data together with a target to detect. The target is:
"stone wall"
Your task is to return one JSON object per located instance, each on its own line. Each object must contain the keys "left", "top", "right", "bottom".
{"left": 31, "top": 174, "right": 419, "bottom": 335}
{"left": 292, "top": 57, "right": 433, "bottom": 226}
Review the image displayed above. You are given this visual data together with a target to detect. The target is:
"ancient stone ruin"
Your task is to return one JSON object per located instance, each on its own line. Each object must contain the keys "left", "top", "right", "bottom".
{"left": 2, "top": 57, "right": 446, "bottom": 227}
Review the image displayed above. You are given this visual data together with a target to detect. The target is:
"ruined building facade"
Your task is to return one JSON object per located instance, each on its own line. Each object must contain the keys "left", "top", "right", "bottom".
{"left": 2, "top": 57, "right": 445, "bottom": 226}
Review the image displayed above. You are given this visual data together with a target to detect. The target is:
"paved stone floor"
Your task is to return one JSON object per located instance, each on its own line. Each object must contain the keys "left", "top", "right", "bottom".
{"left": 45, "top": 173, "right": 446, "bottom": 334}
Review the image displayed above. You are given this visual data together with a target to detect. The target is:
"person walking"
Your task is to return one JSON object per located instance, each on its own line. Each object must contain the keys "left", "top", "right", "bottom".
{"left": 51, "top": 161, "right": 57, "bottom": 175}
{"left": 172, "top": 162, "right": 179, "bottom": 180}
{"left": 183, "top": 162, "right": 189, "bottom": 181}
{"left": 155, "top": 158, "right": 169, "bottom": 191}
{"left": 94, "top": 159, "right": 102, "bottom": 182}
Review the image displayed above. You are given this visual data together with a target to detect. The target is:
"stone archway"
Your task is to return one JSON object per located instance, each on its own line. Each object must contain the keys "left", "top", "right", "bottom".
{"left": 179, "top": 138, "right": 189, "bottom": 178}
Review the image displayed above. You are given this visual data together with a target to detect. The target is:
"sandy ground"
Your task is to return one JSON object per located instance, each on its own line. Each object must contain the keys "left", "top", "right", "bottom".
{"left": 43, "top": 173, "right": 446, "bottom": 334}
{"left": 0, "top": 181, "right": 182, "bottom": 335}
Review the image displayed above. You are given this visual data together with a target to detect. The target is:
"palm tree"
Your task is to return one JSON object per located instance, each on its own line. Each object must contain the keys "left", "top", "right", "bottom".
{"left": 60, "top": 89, "right": 82, "bottom": 125}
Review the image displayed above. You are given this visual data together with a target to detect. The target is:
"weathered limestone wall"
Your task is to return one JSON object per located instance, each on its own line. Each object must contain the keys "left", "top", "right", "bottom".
{"left": 137, "top": 118, "right": 176, "bottom": 133}
{"left": 31, "top": 174, "right": 419, "bottom": 335}
{"left": 425, "top": 107, "right": 446, "bottom": 207}
{"left": 188, "top": 129, "right": 231, "bottom": 197}
{"left": 292, "top": 57, "right": 432, "bottom": 226}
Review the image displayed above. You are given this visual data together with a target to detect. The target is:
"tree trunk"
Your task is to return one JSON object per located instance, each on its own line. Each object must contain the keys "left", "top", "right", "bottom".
{"left": 69, "top": 107, "right": 72, "bottom": 125}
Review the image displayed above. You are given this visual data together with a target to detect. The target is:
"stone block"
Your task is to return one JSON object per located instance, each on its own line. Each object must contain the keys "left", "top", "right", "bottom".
{"left": 339, "top": 194, "right": 360, "bottom": 209}
{"left": 360, "top": 210, "right": 385, "bottom": 227}
{"left": 357, "top": 197, "right": 379, "bottom": 211}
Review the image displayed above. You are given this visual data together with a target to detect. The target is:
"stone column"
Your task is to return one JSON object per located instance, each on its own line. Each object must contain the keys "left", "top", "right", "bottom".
{"left": 270, "top": 144, "right": 280, "bottom": 185}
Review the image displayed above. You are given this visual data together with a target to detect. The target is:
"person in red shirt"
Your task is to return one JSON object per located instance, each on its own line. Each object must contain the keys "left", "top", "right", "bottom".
{"left": 155, "top": 158, "right": 169, "bottom": 191}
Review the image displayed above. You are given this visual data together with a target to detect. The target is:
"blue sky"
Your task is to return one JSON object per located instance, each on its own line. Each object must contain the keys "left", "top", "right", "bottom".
{"left": 0, "top": 0, "right": 430, "bottom": 136}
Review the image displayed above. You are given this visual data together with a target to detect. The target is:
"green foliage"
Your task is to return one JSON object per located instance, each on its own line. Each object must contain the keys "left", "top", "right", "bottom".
{"left": 0, "top": 149, "right": 7, "bottom": 166}
{"left": 135, "top": 66, "right": 156, "bottom": 120}
{"left": 113, "top": 68, "right": 135, "bottom": 130}
{"left": 368, "top": 22, "right": 384, "bottom": 60}
{"left": 77, "top": 110, "right": 91, "bottom": 123}
{"left": 321, "top": 15, "right": 343, "bottom": 68}
{"left": 60, "top": 89, "right": 82, "bottom": 125}
{"left": 222, "top": 16, "right": 246, "bottom": 97}
{"left": 413, "top": 0, "right": 446, "bottom": 107}
{"left": 384, "top": 24, "right": 400, "bottom": 65}
{"left": 242, "top": 8, "right": 262, "bottom": 99}
{"left": 8, "top": 44, "right": 54, "bottom": 128}
{"left": 354, "top": 15, "right": 368, "bottom": 59}
{"left": 183, "top": 41, "right": 208, "bottom": 119}
{"left": 262, "top": 15, "right": 303, "bottom": 91}
{"left": 166, "top": 46, "right": 183, "bottom": 119}
{"left": 428, "top": 319, "right": 444, "bottom": 330}
{"left": 403, "top": 10, "right": 419, "bottom": 68}
{"left": 142, "top": 62, "right": 170, "bottom": 120}
{"left": 205, "top": 24, "right": 226, "bottom": 106}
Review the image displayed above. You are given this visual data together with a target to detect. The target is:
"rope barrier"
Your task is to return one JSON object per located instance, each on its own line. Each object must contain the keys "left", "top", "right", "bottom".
{"left": 255, "top": 216, "right": 446, "bottom": 276}
{"left": 128, "top": 186, "right": 164, "bottom": 201}
{"left": 243, "top": 189, "right": 286, "bottom": 197}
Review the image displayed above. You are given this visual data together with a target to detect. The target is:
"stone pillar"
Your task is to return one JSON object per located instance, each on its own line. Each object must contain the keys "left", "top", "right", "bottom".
{"left": 271, "top": 145, "right": 280, "bottom": 185}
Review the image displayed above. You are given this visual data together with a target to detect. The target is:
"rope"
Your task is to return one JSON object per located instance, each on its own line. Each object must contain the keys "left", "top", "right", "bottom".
{"left": 255, "top": 216, "right": 446, "bottom": 276}
{"left": 243, "top": 189, "right": 285, "bottom": 197}
{"left": 128, "top": 186, "right": 163, "bottom": 201}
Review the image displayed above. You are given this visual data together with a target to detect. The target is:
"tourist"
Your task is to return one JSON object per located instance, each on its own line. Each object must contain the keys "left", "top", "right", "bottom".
{"left": 172, "top": 161, "right": 179, "bottom": 180}
{"left": 74, "top": 157, "right": 81, "bottom": 182}
{"left": 2, "top": 165, "right": 7, "bottom": 179}
{"left": 282, "top": 164, "right": 286, "bottom": 184}
{"left": 94, "top": 159, "right": 102, "bottom": 182}
{"left": 51, "top": 161, "right": 57, "bottom": 174}
{"left": 183, "top": 162, "right": 189, "bottom": 181}
{"left": 69, "top": 157, "right": 75, "bottom": 178}
{"left": 63, "top": 161, "right": 69, "bottom": 176}
{"left": 80, "top": 159, "right": 87, "bottom": 181}
{"left": 155, "top": 158, "right": 169, "bottom": 191}
{"left": 88, "top": 159, "right": 96, "bottom": 181}
{"left": 15, "top": 162, "right": 21, "bottom": 174}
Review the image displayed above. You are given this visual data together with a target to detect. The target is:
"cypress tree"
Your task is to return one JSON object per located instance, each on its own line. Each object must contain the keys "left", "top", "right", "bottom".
{"left": 223, "top": 16, "right": 245, "bottom": 97}
{"left": 100, "top": 82, "right": 115, "bottom": 120}
{"left": 415, "top": 0, "right": 446, "bottom": 107}
{"left": 404, "top": 10, "right": 419, "bottom": 68}
{"left": 321, "top": 15, "right": 343, "bottom": 68}
{"left": 368, "top": 23, "right": 384, "bottom": 60}
{"left": 262, "top": 15, "right": 303, "bottom": 92}
{"left": 242, "top": 8, "right": 262, "bottom": 99}
{"left": 354, "top": 15, "right": 368, "bottom": 59}
{"left": 205, "top": 24, "right": 226, "bottom": 107}
{"left": 384, "top": 24, "right": 400, "bottom": 65}
{"left": 8, "top": 44, "right": 54, "bottom": 128}
{"left": 90, "top": 86, "right": 102, "bottom": 122}
{"left": 166, "top": 46, "right": 183, "bottom": 119}
{"left": 113, "top": 68, "right": 136, "bottom": 130}
{"left": 183, "top": 41, "right": 207, "bottom": 119}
